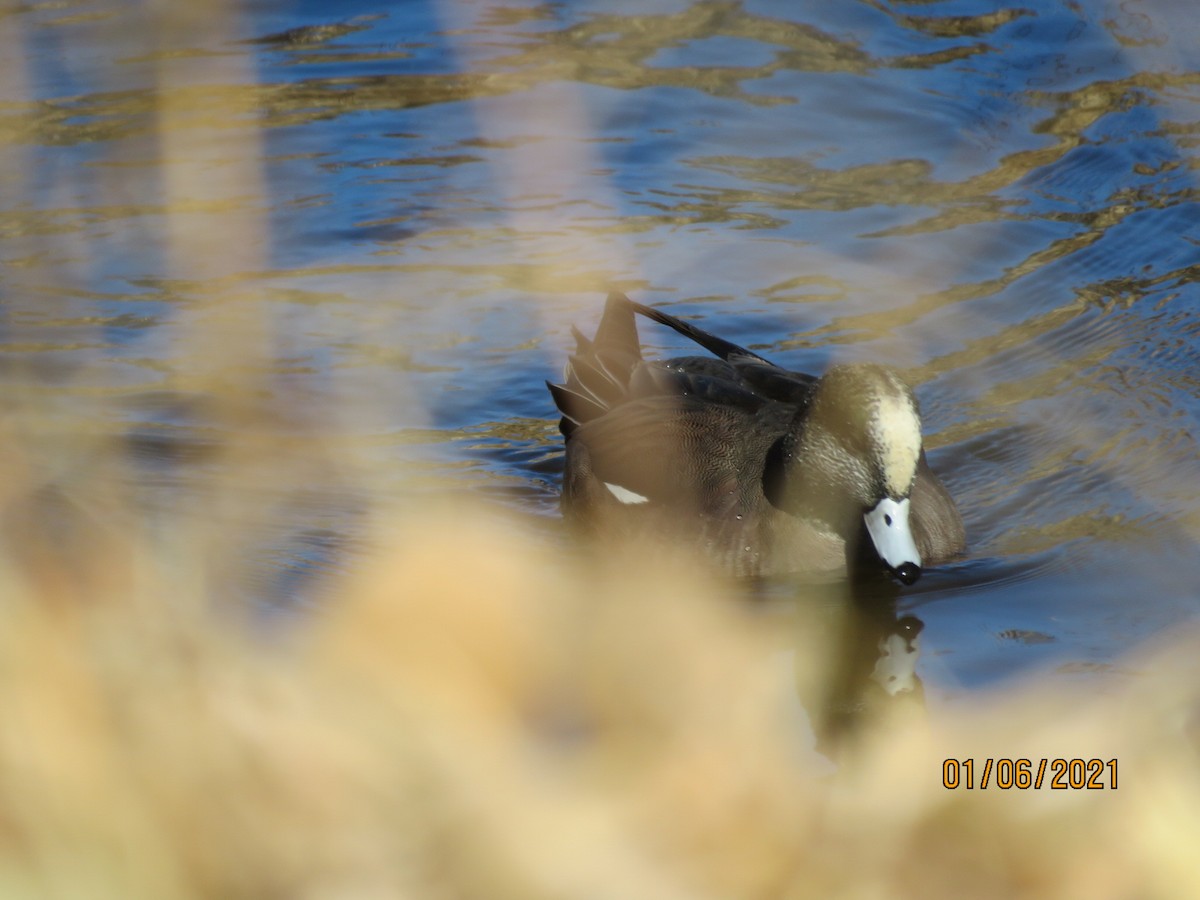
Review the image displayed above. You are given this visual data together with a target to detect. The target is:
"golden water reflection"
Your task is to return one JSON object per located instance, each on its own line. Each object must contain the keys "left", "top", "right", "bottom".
{"left": 0, "top": 1, "right": 1195, "bottom": 690}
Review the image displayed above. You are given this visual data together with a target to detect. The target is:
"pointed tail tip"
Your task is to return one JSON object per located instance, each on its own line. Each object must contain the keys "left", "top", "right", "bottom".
{"left": 593, "top": 290, "right": 641, "bottom": 357}
{"left": 570, "top": 324, "right": 591, "bottom": 353}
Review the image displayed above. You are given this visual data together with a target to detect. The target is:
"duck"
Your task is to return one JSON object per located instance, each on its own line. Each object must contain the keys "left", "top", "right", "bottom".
{"left": 546, "top": 292, "right": 965, "bottom": 584}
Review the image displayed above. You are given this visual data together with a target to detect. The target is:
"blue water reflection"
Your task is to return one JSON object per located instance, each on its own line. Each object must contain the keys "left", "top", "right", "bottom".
{"left": 1, "top": 0, "right": 1198, "bottom": 697}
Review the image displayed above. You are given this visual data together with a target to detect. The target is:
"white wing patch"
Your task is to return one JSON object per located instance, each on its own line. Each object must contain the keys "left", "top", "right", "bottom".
{"left": 604, "top": 482, "right": 649, "bottom": 504}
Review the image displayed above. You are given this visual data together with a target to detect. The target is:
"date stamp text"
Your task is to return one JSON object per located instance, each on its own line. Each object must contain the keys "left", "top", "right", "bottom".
{"left": 943, "top": 758, "right": 1117, "bottom": 790}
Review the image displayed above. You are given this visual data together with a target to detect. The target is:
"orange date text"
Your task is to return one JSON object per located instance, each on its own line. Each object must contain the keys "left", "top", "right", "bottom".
{"left": 942, "top": 758, "right": 1117, "bottom": 790}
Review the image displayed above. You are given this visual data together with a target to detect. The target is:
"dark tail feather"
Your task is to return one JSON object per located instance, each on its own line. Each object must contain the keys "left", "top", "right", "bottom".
{"left": 546, "top": 381, "right": 607, "bottom": 437}
{"left": 549, "top": 295, "right": 645, "bottom": 435}
{"left": 593, "top": 292, "right": 643, "bottom": 363}
{"left": 564, "top": 355, "right": 625, "bottom": 407}
{"left": 570, "top": 324, "right": 592, "bottom": 355}
{"left": 628, "top": 298, "right": 776, "bottom": 367}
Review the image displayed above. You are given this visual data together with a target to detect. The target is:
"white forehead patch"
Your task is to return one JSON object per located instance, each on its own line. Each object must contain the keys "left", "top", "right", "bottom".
{"left": 872, "top": 389, "right": 921, "bottom": 497}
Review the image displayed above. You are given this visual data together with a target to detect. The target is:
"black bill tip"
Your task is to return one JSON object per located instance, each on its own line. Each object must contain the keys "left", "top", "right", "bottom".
{"left": 892, "top": 562, "right": 921, "bottom": 586}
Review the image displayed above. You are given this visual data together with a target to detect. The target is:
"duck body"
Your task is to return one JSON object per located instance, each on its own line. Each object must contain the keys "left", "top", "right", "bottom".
{"left": 547, "top": 293, "right": 965, "bottom": 583}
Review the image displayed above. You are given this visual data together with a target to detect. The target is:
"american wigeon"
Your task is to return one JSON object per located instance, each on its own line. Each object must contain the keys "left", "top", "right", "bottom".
{"left": 547, "top": 292, "right": 965, "bottom": 584}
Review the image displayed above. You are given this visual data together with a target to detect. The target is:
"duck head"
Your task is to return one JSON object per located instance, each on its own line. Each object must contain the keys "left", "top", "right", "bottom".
{"left": 769, "top": 363, "right": 925, "bottom": 585}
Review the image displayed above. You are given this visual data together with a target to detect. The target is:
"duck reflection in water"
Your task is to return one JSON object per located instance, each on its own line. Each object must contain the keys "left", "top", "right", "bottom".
{"left": 747, "top": 569, "right": 927, "bottom": 759}
{"left": 801, "top": 580, "right": 927, "bottom": 759}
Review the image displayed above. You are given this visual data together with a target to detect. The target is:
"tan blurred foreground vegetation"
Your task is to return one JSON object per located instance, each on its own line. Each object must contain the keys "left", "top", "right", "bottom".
{"left": 0, "top": 473, "right": 1197, "bottom": 899}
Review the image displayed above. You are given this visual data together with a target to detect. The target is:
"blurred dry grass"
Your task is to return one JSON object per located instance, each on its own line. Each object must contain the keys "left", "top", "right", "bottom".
{"left": 1, "top": 486, "right": 1200, "bottom": 899}
{"left": 1, "top": 3, "right": 1199, "bottom": 899}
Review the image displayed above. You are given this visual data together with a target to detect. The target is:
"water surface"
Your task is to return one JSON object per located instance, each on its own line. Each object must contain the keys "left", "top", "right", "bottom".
{"left": 1, "top": 0, "right": 1199, "bottom": 707}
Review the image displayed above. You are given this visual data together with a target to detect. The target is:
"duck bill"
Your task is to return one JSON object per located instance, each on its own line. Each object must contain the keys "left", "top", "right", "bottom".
{"left": 863, "top": 497, "right": 922, "bottom": 585}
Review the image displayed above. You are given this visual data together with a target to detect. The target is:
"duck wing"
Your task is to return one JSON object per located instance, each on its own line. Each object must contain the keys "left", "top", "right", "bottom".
{"left": 563, "top": 394, "right": 795, "bottom": 511}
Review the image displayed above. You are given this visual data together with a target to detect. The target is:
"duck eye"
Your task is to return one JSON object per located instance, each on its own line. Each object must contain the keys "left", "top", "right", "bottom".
{"left": 884, "top": 514, "right": 893, "bottom": 526}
